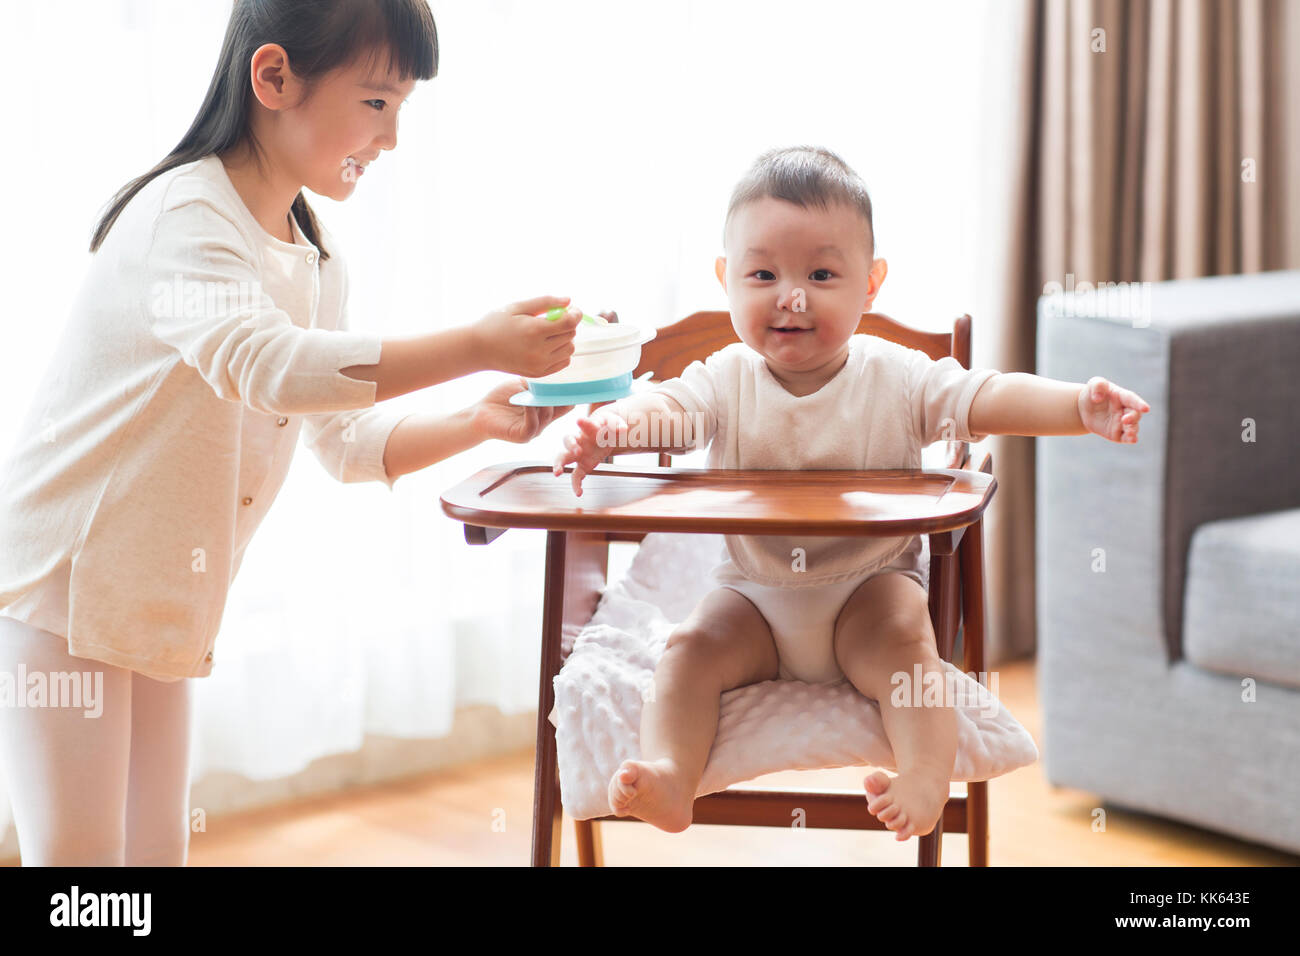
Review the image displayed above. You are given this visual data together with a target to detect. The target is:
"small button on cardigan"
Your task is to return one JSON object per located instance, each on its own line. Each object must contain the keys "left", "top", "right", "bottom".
{"left": 0, "top": 154, "right": 412, "bottom": 681}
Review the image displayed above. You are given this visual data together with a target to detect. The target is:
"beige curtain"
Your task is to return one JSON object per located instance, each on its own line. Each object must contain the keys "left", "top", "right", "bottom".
{"left": 981, "top": 0, "right": 1300, "bottom": 661}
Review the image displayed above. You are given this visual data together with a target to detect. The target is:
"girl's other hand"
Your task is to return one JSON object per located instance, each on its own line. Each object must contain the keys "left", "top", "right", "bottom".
{"left": 472, "top": 295, "right": 582, "bottom": 378}
{"left": 472, "top": 378, "right": 573, "bottom": 444}
{"left": 1077, "top": 376, "right": 1151, "bottom": 444}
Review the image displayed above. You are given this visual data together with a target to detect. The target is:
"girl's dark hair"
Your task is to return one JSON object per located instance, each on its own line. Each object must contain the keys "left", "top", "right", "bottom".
{"left": 724, "top": 146, "right": 875, "bottom": 257}
{"left": 90, "top": 0, "right": 438, "bottom": 262}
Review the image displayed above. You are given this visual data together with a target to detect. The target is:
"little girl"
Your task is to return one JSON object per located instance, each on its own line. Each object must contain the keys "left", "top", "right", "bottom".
{"left": 0, "top": 0, "right": 584, "bottom": 865}
{"left": 554, "top": 146, "right": 1151, "bottom": 840}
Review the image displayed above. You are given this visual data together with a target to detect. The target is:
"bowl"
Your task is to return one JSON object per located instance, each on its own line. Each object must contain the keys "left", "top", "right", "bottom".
{"left": 513, "top": 321, "right": 658, "bottom": 406}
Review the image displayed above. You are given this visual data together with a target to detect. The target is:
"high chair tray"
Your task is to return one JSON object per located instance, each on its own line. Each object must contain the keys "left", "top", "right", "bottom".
{"left": 440, "top": 462, "right": 996, "bottom": 540}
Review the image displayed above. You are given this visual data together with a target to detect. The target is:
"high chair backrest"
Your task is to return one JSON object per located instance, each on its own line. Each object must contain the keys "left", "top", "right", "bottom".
{"left": 621, "top": 310, "right": 974, "bottom": 466}
{"left": 634, "top": 310, "right": 971, "bottom": 381}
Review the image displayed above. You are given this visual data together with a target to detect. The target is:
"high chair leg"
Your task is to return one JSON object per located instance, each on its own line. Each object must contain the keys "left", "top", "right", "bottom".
{"left": 575, "top": 819, "right": 604, "bottom": 866}
{"left": 918, "top": 825, "right": 943, "bottom": 866}
{"left": 532, "top": 530, "right": 567, "bottom": 867}
{"left": 967, "top": 780, "right": 989, "bottom": 867}
{"left": 959, "top": 510, "right": 991, "bottom": 867}
{"left": 531, "top": 529, "right": 611, "bottom": 867}
{"left": 917, "top": 542, "right": 960, "bottom": 867}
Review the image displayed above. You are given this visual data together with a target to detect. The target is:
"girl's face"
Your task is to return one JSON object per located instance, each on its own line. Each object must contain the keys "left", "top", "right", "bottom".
{"left": 716, "top": 197, "right": 887, "bottom": 392}
{"left": 275, "top": 51, "right": 416, "bottom": 201}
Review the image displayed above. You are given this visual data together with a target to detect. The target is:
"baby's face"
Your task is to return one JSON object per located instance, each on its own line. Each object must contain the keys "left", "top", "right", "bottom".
{"left": 717, "top": 197, "right": 886, "bottom": 390}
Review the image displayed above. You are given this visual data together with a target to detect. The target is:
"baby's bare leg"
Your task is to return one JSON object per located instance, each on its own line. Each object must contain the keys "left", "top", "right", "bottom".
{"left": 832, "top": 572, "right": 957, "bottom": 841}
{"left": 608, "top": 587, "right": 779, "bottom": 832}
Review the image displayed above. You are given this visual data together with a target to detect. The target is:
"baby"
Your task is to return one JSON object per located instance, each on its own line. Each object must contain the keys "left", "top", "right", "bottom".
{"left": 552, "top": 146, "right": 1151, "bottom": 840}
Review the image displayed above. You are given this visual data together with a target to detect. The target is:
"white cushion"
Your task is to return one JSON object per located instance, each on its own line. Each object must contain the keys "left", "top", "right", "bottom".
{"left": 551, "top": 531, "right": 1039, "bottom": 821}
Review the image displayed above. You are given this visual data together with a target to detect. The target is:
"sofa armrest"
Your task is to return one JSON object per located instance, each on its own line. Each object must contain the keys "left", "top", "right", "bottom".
{"left": 1037, "top": 269, "right": 1300, "bottom": 663}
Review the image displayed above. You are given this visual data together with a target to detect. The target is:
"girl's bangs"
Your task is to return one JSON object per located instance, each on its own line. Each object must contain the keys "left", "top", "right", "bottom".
{"left": 317, "top": 0, "right": 439, "bottom": 82}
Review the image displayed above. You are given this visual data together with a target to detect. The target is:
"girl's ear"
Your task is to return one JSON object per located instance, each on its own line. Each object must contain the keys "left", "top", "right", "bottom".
{"left": 715, "top": 256, "right": 728, "bottom": 292}
{"left": 249, "top": 43, "right": 301, "bottom": 110}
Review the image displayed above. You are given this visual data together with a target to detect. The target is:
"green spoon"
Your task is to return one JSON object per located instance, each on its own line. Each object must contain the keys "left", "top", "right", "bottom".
{"left": 542, "top": 306, "right": 608, "bottom": 326}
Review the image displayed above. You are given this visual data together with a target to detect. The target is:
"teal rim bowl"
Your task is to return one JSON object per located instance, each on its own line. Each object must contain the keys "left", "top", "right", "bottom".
{"left": 525, "top": 371, "right": 633, "bottom": 400}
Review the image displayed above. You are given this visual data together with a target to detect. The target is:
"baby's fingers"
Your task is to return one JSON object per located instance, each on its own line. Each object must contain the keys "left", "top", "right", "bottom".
{"left": 552, "top": 446, "right": 572, "bottom": 476}
{"left": 1096, "top": 377, "right": 1150, "bottom": 415}
{"left": 1123, "top": 389, "right": 1151, "bottom": 414}
{"left": 1085, "top": 376, "right": 1110, "bottom": 403}
{"left": 552, "top": 434, "right": 582, "bottom": 475}
{"left": 571, "top": 460, "right": 590, "bottom": 497}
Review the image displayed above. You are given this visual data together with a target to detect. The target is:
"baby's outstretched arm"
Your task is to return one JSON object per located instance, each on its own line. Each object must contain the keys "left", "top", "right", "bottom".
{"left": 552, "top": 392, "right": 699, "bottom": 495}
{"left": 968, "top": 373, "right": 1151, "bottom": 443}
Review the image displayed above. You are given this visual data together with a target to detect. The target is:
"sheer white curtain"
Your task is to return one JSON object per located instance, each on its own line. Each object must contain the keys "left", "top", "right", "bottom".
{"left": 0, "top": 0, "right": 1009, "bottom": 847}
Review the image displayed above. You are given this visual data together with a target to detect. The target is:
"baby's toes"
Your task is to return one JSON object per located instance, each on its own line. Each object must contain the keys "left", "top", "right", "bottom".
{"left": 607, "top": 783, "right": 625, "bottom": 811}
{"left": 609, "top": 764, "right": 636, "bottom": 802}
{"left": 617, "top": 764, "right": 639, "bottom": 791}
{"left": 873, "top": 806, "right": 904, "bottom": 827}
{"left": 866, "top": 793, "right": 894, "bottom": 817}
{"left": 610, "top": 780, "right": 630, "bottom": 805}
{"left": 864, "top": 771, "right": 891, "bottom": 796}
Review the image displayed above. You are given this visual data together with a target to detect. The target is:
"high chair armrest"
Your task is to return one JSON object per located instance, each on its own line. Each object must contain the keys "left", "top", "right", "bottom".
{"left": 464, "top": 525, "right": 508, "bottom": 545}
{"left": 966, "top": 439, "right": 994, "bottom": 475}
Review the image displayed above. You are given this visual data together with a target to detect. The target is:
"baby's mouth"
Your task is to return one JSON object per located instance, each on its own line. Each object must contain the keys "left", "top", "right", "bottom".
{"left": 770, "top": 326, "right": 811, "bottom": 336}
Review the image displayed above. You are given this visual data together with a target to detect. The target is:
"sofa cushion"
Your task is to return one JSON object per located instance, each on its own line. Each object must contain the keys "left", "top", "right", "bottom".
{"left": 1184, "top": 507, "right": 1300, "bottom": 689}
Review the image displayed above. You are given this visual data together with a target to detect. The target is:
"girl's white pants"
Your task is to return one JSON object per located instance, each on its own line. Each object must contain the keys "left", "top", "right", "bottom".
{"left": 0, "top": 616, "right": 193, "bottom": 866}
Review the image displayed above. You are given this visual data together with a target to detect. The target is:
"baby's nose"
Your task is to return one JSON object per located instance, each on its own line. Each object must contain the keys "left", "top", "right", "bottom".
{"left": 776, "top": 286, "right": 806, "bottom": 312}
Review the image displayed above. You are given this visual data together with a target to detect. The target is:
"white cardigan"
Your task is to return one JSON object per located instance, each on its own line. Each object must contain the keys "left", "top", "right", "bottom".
{"left": 0, "top": 154, "right": 412, "bottom": 681}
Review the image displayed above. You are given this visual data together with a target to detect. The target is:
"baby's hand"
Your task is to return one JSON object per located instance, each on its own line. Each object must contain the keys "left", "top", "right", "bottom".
{"left": 552, "top": 409, "right": 627, "bottom": 496}
{"left": 1077, "top": 376, "right": 1151, "bottom": 444}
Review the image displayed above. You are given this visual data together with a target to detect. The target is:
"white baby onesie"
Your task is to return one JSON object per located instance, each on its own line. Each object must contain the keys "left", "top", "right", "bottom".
{"left": 639, "top": 334, "right": 1000, "bottom": 682}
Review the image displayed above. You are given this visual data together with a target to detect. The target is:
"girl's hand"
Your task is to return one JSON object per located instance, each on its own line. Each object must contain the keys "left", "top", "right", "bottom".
{"left": 552, "top": 408, "right": 628, "bottom": 496}
{"left": 471, "top": 295, "right": 582, "bottom": 378}
{"left": 1077, "top": 376, "right": 1151, "bottom": 444}
{"left": 472, "top": 378, "right": 573, "bottom": 444}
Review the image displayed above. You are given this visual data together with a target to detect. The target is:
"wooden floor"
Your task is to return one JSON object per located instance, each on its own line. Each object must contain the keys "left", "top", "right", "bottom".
{"left": 179, "top": 658, "right": 1300, "bottom": 866}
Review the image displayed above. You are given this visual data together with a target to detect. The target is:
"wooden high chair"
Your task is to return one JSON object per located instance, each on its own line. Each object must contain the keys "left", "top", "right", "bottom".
{"left": 440, "top": 310, "right": 996, "bottom": 867}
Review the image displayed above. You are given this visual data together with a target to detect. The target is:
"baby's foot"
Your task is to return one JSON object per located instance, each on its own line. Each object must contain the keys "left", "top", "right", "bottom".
{"left": 607, "top": 757, "right": 694, "bottom": 833}
{"left": 863, "top": 769, "right": 949, "bottom": 841}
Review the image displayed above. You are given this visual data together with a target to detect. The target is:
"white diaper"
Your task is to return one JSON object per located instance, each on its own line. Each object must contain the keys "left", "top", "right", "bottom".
{"left": 710, "top": 536, "right": 927, "bottom": 684}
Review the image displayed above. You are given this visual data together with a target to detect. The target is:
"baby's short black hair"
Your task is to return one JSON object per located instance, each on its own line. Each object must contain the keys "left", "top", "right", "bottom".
{"left": 723, "top": 146, "right": 875, "bottom": 258}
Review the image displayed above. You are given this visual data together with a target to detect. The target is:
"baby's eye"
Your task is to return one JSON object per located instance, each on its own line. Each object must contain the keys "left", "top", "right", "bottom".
{"left": 750, "top": 270, "right": 775, "bottom": 280}
{"left": 810, "top": 269, "right": 834, "bottom": 281}
{"left": 365, "top": 99, "right": 387, "bottom": 111}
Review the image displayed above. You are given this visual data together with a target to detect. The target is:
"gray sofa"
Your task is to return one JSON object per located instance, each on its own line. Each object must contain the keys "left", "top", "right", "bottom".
{"left": 1035, "top": 269, "right": 1300, "bottom": 855}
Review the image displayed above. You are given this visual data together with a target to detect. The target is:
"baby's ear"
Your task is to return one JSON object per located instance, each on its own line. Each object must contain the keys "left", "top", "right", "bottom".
{"left": 714, "top": 256, "right": 728, "bottom": 292}
{"left": 863, "top": 257, "right": 888, "bottom": 309}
